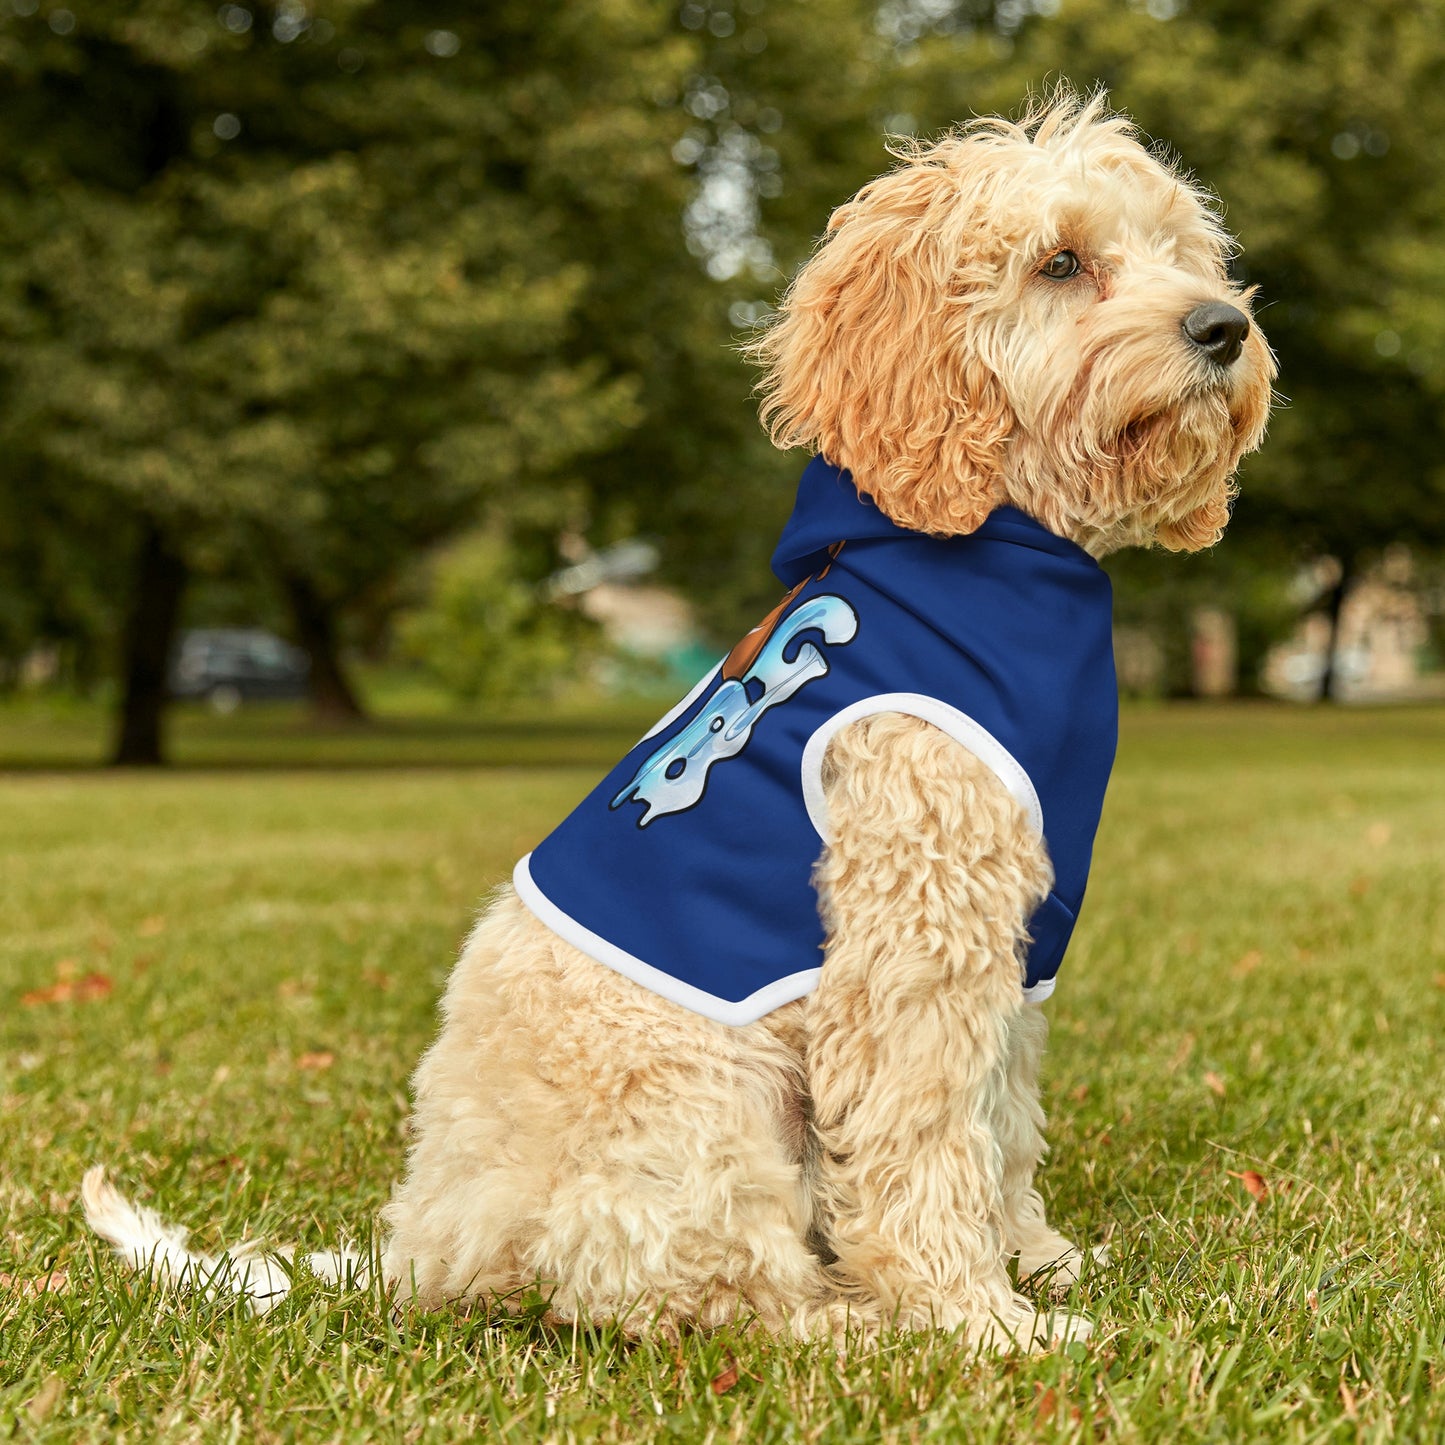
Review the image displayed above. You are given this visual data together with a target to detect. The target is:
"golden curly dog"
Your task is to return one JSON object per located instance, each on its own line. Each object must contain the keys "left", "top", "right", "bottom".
{"left": 85, "top": 90, "right": 1274, "bottom": 1351}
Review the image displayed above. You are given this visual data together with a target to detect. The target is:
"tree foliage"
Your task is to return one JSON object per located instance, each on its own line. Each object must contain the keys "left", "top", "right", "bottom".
{"left": 0, "top": 3, "right": 684, "bottom": 666}
{"left": 396, "top": 530, "right": 592, "bottom": 704}
{"left": 3, "top": 0, "right": 1444, "bottom": 731}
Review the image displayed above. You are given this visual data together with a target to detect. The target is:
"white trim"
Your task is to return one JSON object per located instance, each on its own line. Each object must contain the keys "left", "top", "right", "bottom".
{"left": 637, "top": 656, "right": 724, "bottom": 743}
{"left": 1021, "top": 977, "right": 1056, "bottom": 1004}
{"left": 512, "top": 854, "right": 822, "bottom": 1027}
{"left": 799, "top": 693, "right": 1044, "bottom": 842}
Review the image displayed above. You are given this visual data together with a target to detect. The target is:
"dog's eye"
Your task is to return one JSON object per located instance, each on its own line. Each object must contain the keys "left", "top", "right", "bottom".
{"left": 1041, "top": 250, "right": 1081, "bottom": 280}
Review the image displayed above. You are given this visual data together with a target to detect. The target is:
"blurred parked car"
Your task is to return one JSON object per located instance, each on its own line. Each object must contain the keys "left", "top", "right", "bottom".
{"left": 169, "top": 629, "right": 310, "bottom": 712}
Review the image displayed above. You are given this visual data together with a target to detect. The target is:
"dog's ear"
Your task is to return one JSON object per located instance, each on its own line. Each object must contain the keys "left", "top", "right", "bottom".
{"left": 749, "top": 151, "right": 1012, "bottom": 536}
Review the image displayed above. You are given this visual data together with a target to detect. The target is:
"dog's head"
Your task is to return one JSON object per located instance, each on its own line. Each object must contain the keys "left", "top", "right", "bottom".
{"left": 750, "top": 89, "right": 1275, "bottom": 554}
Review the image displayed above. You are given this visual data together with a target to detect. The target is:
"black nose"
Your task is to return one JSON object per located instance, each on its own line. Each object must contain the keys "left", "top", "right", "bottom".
{"left": 1183, "top": 302, "right": 1250, "bottom": 366}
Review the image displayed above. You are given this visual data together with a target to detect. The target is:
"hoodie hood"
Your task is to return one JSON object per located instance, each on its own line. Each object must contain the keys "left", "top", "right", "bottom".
{"left": 771, "top": 454, "right": 1100, "bottom": 586}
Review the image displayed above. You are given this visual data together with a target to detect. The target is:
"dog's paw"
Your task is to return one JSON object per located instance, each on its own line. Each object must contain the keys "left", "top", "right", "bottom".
{"left": 1033, "top": 1308, "right": 1093, "bottom": 1347}
{"left": 970, "top": 1297, "right": 1093, "bottom": 1353}
{"left": 1018, "top": 1239, "right": 1110, "bottom": 1294}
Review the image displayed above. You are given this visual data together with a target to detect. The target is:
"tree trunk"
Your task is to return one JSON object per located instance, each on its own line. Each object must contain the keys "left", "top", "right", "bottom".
{"left": 1316, "top": 554, "right": 1355, "bottom": 703}
{"left": 283, "top": 572, "right": 366, "bottom": 724}
{"left": 111, "top": 521, "right": 187, "bottom": 766}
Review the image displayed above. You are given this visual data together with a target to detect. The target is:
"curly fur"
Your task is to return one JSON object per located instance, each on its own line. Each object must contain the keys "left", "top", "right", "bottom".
{"left": 85, "top": 88, "right": 1272, "bottom": 1354}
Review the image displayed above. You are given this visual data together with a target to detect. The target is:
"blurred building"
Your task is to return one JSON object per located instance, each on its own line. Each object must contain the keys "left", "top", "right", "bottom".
{"left": 1262, "top": 551, "right": 1440, "bottom": 701}
{"left": 547, "top": 539, "right": 712, "bottom": 689}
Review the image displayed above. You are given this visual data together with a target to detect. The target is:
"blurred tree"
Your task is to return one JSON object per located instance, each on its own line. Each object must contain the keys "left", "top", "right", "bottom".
{"left": 1105, "top": 538, "right": 1300, "bottom": 696}
{"left": 0, "top": 0, "right": 691, "bottom": 758}
{"left": 570, "top": 0, "right": 887, "bottom": 641}
{"left": 0, "top": 456, "right": 130, "bottom": 694}
{"left": 0, "top": 0, "right": 901, "bottom": 753}
{"left": 8, "top": 0, "right": 1444, "bottom": 741}
{"left": 396, "top": 529, "right": 592, "bottom": 704}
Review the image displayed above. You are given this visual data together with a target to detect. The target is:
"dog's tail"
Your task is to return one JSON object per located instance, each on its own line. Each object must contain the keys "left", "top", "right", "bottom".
{"left": 81, "top": 1165, "right": 368, "bottom": 1315}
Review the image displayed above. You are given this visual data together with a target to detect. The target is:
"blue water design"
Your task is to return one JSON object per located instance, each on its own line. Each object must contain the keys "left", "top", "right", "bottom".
{"left": 610, "top": 593, "right": 859, "bottom": 826}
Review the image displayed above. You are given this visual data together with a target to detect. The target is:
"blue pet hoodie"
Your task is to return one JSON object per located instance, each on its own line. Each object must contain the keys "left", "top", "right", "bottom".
{"left": 515, "top": 455, "right": 1118, "bottom": 1025}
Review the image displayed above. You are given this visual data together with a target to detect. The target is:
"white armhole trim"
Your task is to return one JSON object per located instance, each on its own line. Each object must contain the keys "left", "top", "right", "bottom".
{"left": 512, "top": 853, "right": 822, "bottom": 1027}
{"left": 800, "top": 692, "right": 1045, "bottom": 842}
{"left": 802, "top": 694, "right": 1049, "bottom": 1000}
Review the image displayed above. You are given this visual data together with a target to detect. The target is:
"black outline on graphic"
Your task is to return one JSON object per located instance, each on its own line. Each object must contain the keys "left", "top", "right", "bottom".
{"left": 608, "top": 593, "right": 859, "bottom": 828}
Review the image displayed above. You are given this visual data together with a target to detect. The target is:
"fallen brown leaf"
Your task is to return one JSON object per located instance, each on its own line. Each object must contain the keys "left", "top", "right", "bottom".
{"left": 1034, "top": 1386, "right": 1058, "bottom": 1426}
{"left": 1232, "top": 950, "right": 1263, "bottom": 977}
{"left": 710, "top": 1358, "right": 739, "bottom": 1395}
{"left": 21, "top": 972, "right": 113, "bottom": 1007}
{"left": 0, "top": 1268, "right": 69, "bottom": 1298}
{"left": 27, "top": 1374, "right": 64, "bottom": 1423}
{"left": 1070, "top": 1083, "right": 1089, "bottom": 1103}
{"left": 296, "top": 1051, "right": 335, "bottom": 1072}
{"left": 1204, "top": 1071, "right": 1227, "bottom": 1098}
{"left": 1433, "top": 973, "right": 1445, "bottom": 990}
{"left": 1348, "top": 876, "right": 1372, "bottom": 899}
{"left": 21, "top": 982, "right": 69, "bottom": 1006}
{"left": 1168, "top": 1033, "right": 1196, "bottom": 1072}
{"left": 361, "top": 968, "right": 394, "bottom": 991}
{"left": 1228, "top": 1169, "right": 1268, "bottom": 1201}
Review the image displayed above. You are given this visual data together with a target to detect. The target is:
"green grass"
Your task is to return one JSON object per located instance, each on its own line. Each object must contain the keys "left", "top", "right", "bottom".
{"left": 2, "top": 701, "right": 1443, "bottom": 1442}
{"left": 0, "top": 684, "right": 669, "bottom": 771}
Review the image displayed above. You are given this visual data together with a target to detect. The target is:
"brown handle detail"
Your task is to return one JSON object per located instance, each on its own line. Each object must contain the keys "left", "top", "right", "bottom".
{"left": 719, "top": 543, "right": 845, "bottom": 682}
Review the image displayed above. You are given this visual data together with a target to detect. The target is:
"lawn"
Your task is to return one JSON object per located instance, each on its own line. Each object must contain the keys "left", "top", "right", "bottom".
{"left": 2, "top": 701, "right": 1443, "bottom": 1442}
